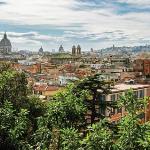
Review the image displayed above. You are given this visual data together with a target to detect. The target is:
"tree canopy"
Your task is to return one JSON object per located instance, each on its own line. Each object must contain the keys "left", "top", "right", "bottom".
{"left": 0, "top": 64, "right": 150, "bottom": 150}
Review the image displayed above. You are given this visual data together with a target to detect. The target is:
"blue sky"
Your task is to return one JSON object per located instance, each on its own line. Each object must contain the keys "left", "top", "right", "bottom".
{"left": 0, "top": 0, "right": 150, "bottom": 51}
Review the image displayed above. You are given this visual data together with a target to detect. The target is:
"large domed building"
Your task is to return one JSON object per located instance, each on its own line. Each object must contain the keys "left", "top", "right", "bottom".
{"left": 0, "top": 32, "right": 12, "bottom": 54}
{"left": 38, "top": 46, "right": 44, "bottom": 55}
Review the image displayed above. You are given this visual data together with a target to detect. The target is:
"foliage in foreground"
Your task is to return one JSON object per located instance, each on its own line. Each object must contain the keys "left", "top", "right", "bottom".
{"left": 0, "top": 65, "right": 150, "bottom": 150}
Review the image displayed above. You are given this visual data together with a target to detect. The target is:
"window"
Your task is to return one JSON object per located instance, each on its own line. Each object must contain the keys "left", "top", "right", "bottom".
{"left": 134, "top": 91, "right": 138, "bottom": 98}
{"left": 110, "top": 94, "right": 116, "bottom": 101}
{"left": 139, "top": 90, "right": 144, "bottom": 98}
{"left": 116, "top": 93, "right": 122, "bottom": 100}
{"left": 116, "top": 94, "right": 119, "bottom": 100}
{"left": 99, "top": 95, "right": 105, "bottom": 102}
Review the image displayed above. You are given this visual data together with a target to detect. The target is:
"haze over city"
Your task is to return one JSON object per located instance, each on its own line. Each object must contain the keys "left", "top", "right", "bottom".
{"left": 0, "top": 0, "right": 150, "bottom": 51}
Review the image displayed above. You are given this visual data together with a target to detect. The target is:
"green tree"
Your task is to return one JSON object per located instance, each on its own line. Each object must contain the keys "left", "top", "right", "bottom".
{"left": 46, "top": 84, "right": 87, "bottom": 129}
{"left": 9, "top": 109, "right": 29, "bottom": 149}
{"left": 1, "top": 65, "right": 150, "bottom": 150}
{"left": 0, "top": 70, "right": 28, "bottom": 109}
{"left": 74, "top": 74, "right": 112, "bottom": 124}
{"left": 0, "top": 101, "right": 15, "bottom": 149}
{"left": 0, "top": 101, "right": 30, "bottom": 149}
{"left": 82, "top": 119, "right": 114, "bottom": 150}
{"left": 25, "top": 95, "right": 48, "bottom": 131}
{"left": 28, "top": 84, "right": 87, "bottom": 149}
{"left": 116, "top": 90, "right": 150, "bottom": 150}
{"left": 32, "top": 128, "right": 51, "bottom": 149}
{"left": 59, "top": 128, "right": 81, "bottom": 150}
{"left": 0, "top": 67, "right": 49, "bottom": 149}
{"left": 138, "top": 122, "right": 150, "bottom": 149}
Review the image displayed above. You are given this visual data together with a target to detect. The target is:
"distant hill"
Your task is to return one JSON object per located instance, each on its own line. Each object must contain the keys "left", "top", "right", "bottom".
{"left": 95, "top": 45, "right": 150, "bottom": 54}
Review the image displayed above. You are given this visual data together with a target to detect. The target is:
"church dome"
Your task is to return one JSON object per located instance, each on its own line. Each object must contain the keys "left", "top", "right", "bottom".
{"left": 59, "top": 45, "right": 65, "bottom": 53}
{"left": 39, "top": 46, "right": 44, "bottom": 53}
{"left": 77, "top": 45, "right": 81, "bottom": 50}
{"left": 72, "top": 45, "right": 76, "bottom": 49}
{"left": 0, "top": 33, "right": 12, "bottom": 54}
{"left": 0, "top": 33, "right": 11, "bottom": 47}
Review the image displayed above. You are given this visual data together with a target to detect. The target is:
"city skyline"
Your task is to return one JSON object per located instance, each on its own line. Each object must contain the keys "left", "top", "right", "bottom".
{"left": 0, "top": 0, "right": 150, "bottom": 51}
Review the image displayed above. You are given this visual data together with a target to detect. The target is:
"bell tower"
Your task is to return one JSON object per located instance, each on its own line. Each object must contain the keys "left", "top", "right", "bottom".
{"left": 77, "top": 45, "right": 81, "bottom": 55}
{"left": 72, "top": 45, "right": 76, "bottom": 55}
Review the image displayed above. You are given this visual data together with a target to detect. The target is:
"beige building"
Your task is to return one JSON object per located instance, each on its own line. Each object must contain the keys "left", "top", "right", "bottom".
{"left": 98, "top": 83, "right": 150, "bottom": 123}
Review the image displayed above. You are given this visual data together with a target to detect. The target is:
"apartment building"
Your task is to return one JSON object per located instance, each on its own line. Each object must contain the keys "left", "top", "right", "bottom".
{"left": 133, "top": 59, "right": 150, "bottom": 76}
{"left": 98, "top": 83, "right": 150, "bottom": 123}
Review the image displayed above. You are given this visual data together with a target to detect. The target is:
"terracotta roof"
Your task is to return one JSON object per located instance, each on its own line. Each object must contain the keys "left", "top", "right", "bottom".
{"left": 33, "top": 84, "right": 59, "bottom": 92}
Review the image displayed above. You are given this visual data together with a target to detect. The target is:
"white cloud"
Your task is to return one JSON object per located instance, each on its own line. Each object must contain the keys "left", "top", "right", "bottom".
{"left": 117, "top": 0, "right": 150, "bottom": 6}
{"left": 0, "top": 0, "right": 150, "bottom": 50}
{"left": 0, "top": 0, "right": 79, "bottom": 25}
{"left": 0, "top": 31, "right": 68, "bottom": 51}
{"left": 0, "top": 31, "right": 67, "bottom": 42}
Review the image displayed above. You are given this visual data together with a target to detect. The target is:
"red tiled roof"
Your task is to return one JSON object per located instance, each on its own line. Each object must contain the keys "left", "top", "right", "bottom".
{"left": 33, "top": 85, "right": 59, "bottom": 92}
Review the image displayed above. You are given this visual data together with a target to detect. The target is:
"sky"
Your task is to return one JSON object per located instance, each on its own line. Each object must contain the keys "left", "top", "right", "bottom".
{"left": 0, "top": 0, "right": 150, "bottom": 52}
